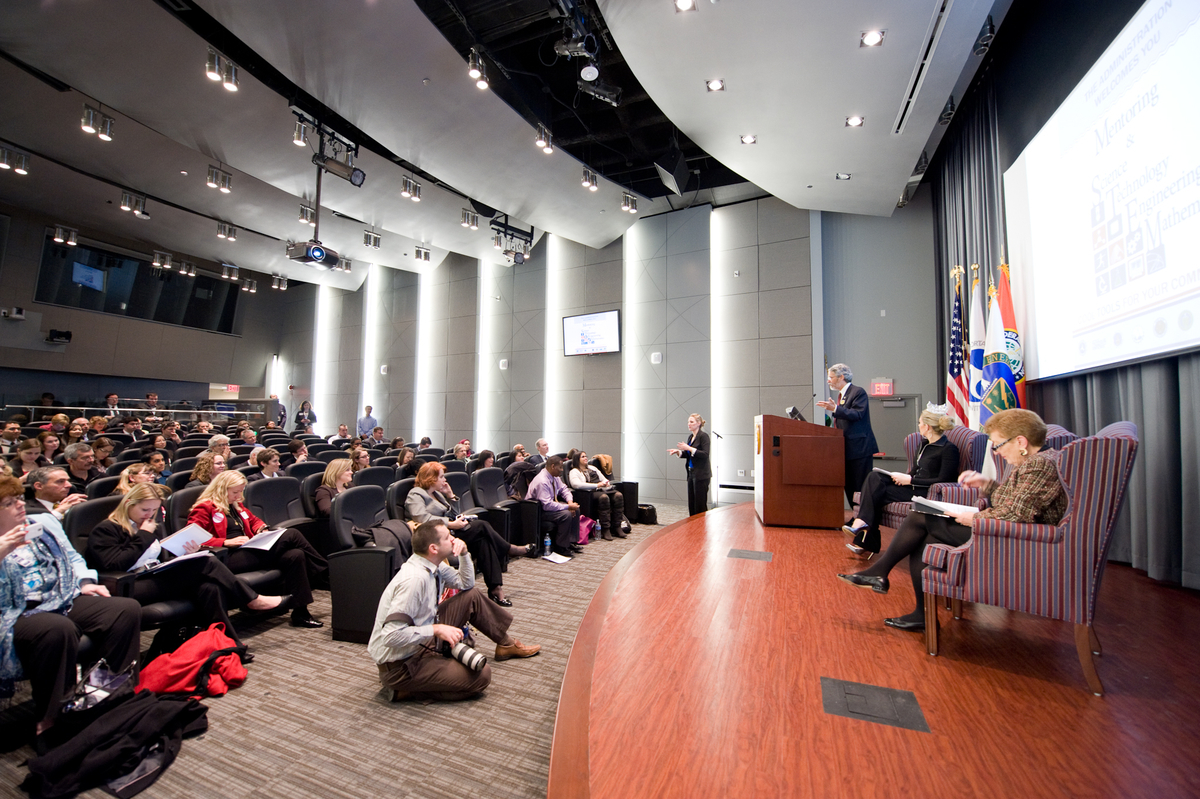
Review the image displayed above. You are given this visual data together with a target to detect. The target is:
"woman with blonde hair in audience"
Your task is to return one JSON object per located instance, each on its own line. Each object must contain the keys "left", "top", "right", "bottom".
{"left": 8, "top": 438, "right": 42, "bottom": 482}
{"left": 406, "top": 461, "right": 535, "bottom": 607}
{"left": 186, "top": 451, "right": 225, "bottom": 488}
{"left": 36, "top": 432, "right": 61, "bottom": 466}
{"left": 315, "top": 458, "right": 353, "bottom": 518}
{"left": 86, "top": 483, "right": 285, "bottom": 656}
{"left": 89, "top": 416, "right": 109, "bottom": 439}
{"left": 39, "top": 413, "right": 70, "bottom": 434}
{"left": 348, "top": 445, "right": 371, "bottom": 473}
{"left": 113, "top": 463, "right": 155, "bottom": 495}
{"left": 92, "top": 436, "right": 115, "bottom": 470}
{"left": 838, "top": 408, "right": 1067, "bottom": 631}
{"left": 187, "top": 470, "right": 328, "bottom": 628}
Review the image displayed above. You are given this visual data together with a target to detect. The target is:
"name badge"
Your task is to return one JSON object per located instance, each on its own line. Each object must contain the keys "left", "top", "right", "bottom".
{"left": 213, "top": 512, "right": 224, "bottom": 523}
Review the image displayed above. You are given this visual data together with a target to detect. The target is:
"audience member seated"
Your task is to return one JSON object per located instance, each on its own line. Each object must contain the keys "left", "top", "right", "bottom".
{"left": 838, "top": 409, "right": 1068, "bottom": 631}
{"left": 568, "top": 449, "right": 627, "bottom": 540}
{"left": 187, "top": 471, "right": 329, "bottom": 628}
{"left": 238, "top": 429, "right": 262, "bottom": 449}
{"left": 417, "top": 437, "right": 432, "bottom": 451}
{"left": 208, "top": 434, "right": 232, "bottom": 462}
{"left": 64, "top": 443, "right": 102, "bottom": 494}
{"left": 842, "top": 405, "right": 961, "bottom": 557}
{"left": 315, "top": 458, "right": 353, "bottom": 518}
{"left": 472, "top": 450, "right": 495, "bottom": 471}
{"left": 293, "top": 401, "right": 317, "bottom": 431}
{"left": 527, "top": 456, "right": 581, "bottom": 557}
{"left": 390, "top": 437, "right": 407, "bottom": 451}
{"left": 328, "top": 424, "right": 352, "bottom": 447}
{"left": 397, "top": 448, "right": 417, "bottom": 473}
{"left": 160, "top": 421, "right": 182, "bottom": 454}
{"left": 369, "top": 519, "right": 540, "bottom": 702}
{"left": 452, "top": 443, "right": 469, "bottom": 462}
{"left": 88, "top": 416, "right": 109, "bottom": 440}
{"left": 406, "top": 462, "right": 535, "bottom": 607}
{"left": 63, "top": 419, "right": 89, "bottom": 447}
{"left": 138, "top": 392, "right": 164, "bottom": 423}
{"left": 114, "top": 463, "right": 155, "bottom": 495}
{"left": 120, "top": 416, "right": 146, "bottom": 441}
{"left": 86, "top": 483, "right": 284, "bottom": 653}
{"left": 527, "top": 439, "right": 549, "bottom": 466}
{"left": 91, "top": 437, "right": 116, "bottom": 470}
{"left": 186, "top": 451, "right": 226, "bottom": 488}
{"left": 348, "top": 446, "right": 371, "bottom": 473}
{"left": 23, "top": 466, "right": 88, "bottom": 521}
{"left": 0, "top": 422, "right": 21, "bottom": 458}
{"left": 144, "top": 448, "right": 172, "bottom": 486}
{"left": 194, "top": 420, "right": 214, "bottom": 435}
{"left": 99, "top": 392, "right": 121, "bottom": 418}
{"left": 287, "top": 439, "right": 309, "bottom": 464}
{"left": 0, "top": 475, "right": 142, "bottom": 740}
{"left": 503, "top": 448, "right": 536, "bottom": 499}
{"left": 365, "top": 427, "right": 387, "bottom": 449}
{"left": 35, "top": 431, "right": 61, "bottom": 466}
{"left": 39, "top": 414, "right": 69, "bottom": 435}
{"left": 8, "top": 439, "right": 43, "bottom": 482}
{"left": 246, "top": 448, "right": 282, "bottom": 482}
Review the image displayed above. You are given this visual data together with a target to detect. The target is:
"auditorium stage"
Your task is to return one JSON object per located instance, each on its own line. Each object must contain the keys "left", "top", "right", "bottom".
{"left": 547, "top": 503, "right": 1200, "bottom": 798}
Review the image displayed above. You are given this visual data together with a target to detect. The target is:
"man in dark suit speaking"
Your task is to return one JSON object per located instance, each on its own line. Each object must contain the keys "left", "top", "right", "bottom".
{"left": 816, "top": 363, "right": 878, "bottom": 508}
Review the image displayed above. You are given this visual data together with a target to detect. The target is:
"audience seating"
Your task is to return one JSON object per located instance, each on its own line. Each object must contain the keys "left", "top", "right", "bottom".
{"left": 115, "top": 448, "right": 144, "bottom": 464}
{"left": 171, "top": 456, "right": 199, "bottom": 473}
{"left": 589, "top": 456, "right": 639, "bottom": 521}
{"left": 165, "top": 486, "right": 205, "bottom": 535}
{"left": 352, "top": 465, "right": 394, "bottom": 493}
{"left": 373, "top": 455, "right": 399, "bottom": 469}
{"left": 165, "top": 471, "right": 193, "bottom": 491}
{"left": 105, "top": 462, "right": 130, "bottom": 477}
{"left": 230, "top": 445, "right": 254, "bottom": 456}
{"left": 224, "top": 454, "right": 250, "bottom": 468}
{"left": 86, "top": 475, "right": 121, "bottom": 499}
{"left": 442, "top": 460, "right": 466, "bottom": 474}
{"left": 386, "top": 478, "right": 416, "bottom": 521}
{"left": 306, "top": 443, "right": 337, "bottom": 456}
{"left": 174, "top": 445, "right": 208, "bottom": 459}
{"left": 921, "top": 422, "right": 1139, "bottom": 696}
{"left": 243, "top": 476, "right": 319, "bottom": 544}
{"left": 469, "top": 467, "right": 519, "bottom": 543}
{"left": 286, "top": 461, "right": 326, "bottom": 481}
{"left": 327, "top": 485, "right": 399, "bottom": 644}
{"left": 421, "top": 448, "right": 445, "bottom": 458}
{"left": 414, "top": 454, "right": 438, "bottom": 465}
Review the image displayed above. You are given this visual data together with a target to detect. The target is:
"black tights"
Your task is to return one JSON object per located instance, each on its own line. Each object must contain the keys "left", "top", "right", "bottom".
{"left": 857, "top": 512, "right": 971, "bottom": 619}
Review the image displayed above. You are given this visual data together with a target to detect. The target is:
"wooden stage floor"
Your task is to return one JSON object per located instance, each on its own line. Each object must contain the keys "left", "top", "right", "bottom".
{"left": 547, "top": 503, "right": 1200, "bottom": 798}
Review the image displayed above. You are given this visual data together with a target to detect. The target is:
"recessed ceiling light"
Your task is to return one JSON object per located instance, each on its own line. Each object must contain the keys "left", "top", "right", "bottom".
{"left": 845, "top": 115, "right": 864, "bottom": 127}
{"left": 860, "top": 30, "right": 885, "bottom": 47}
{"left": 706, "top": 79, "right": 724, "bottom": 92}
{"left": 835, "top": 173, "right": 852, "bottom": 180}
{"left": 675, "top": 0, "right": 696, "bottom": 10}
{"left": 740, "top": 134, "right": 757, "bottom": 144}
{"left": 180, "top": 170, "right": 188, "bottom": 175}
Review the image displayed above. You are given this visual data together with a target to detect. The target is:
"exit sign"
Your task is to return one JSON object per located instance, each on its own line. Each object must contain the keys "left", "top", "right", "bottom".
{"left": 226, "top": 384, "right": 240, "bottom": 393}
{"left": 870, "top": 379, "right": 894, "bottom": 396}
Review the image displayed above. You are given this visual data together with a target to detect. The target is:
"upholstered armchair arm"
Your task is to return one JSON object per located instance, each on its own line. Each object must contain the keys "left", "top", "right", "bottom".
{"left": 974, "top": 517, "right": 1063, "bottom": 544}
{"left": 928, "top": 483, "right": 983, "bottom": 505}
{"left": 922, "top": 540, "right": 971, "bottom": 586}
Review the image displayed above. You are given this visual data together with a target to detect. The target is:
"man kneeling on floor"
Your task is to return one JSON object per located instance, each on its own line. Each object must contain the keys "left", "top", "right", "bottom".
{"left": 369, "top": 520, "right": 541, "bottom": 701}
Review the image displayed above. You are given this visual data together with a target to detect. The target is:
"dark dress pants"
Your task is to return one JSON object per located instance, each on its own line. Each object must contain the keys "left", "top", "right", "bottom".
{"left": 454, "top": 518, "right": 505, "bottom": 591}
{"left": 870, "top": 512, "right": 972, "bottom": 614}
{"left": 542, "top": 508, "right": 579, "bottom": 554}
{"left": 131, "top": 556, "right": 258, "bottom": 643}
{"left": 687, "top": 474, "right": 709, "bottom": 517}
{"left": 376, "top": 589, "right": 513, "bottom": 701}
{"left": 12, "top": 595, "right": 142, "bottom": 726}
{"left": 852, "top": 471, "right": 916, "bottom": 552}
{"left": 845, "top": 455, "right": 873, "bottom": 508}
{"left": 226, "top": 528, "right": 328, "bottom": 607}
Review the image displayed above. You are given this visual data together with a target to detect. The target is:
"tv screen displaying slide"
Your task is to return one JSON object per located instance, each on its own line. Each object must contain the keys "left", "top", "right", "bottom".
{"left": 563, "top": 309, "right": 621, "bottom": 356}
{"left": 71, "top": 262, "right": 105, "bottom": 292}
{"left": 1004, "top": 0, "right": 1200, "bottom": 381}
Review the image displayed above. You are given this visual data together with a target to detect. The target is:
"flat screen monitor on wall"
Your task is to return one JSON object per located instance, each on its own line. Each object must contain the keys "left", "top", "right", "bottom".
{"left": 1004, "top": 0, "right": 1200, "bottom": 381}
{"left": 71, "top": 262, "right": 105, "bottom": 292}
{"left": 563, "top": 309, "right": 621, "bottom": 356}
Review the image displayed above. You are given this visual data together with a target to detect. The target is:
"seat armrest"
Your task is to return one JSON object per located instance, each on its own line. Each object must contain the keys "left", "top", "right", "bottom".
{"left": 974, "top": 518, "right": 1063, "bottom": 544}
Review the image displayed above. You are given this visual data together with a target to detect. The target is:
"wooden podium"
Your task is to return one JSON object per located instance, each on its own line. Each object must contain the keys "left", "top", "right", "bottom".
{"left": 753, "top": 414, "right": 844, "bottom": 528}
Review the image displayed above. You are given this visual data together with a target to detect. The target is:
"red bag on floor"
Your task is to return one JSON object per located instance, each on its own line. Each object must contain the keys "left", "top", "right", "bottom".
{"left": 138, "top": 623, "right": 248, "bottom": 697}
{"left": 578, "top": 515, "right": 596, "bottom": 544}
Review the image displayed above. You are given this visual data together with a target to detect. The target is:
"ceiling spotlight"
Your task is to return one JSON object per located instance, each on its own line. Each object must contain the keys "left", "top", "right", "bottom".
{"left": 206, "top": 166, "right": 219, "bottom": 189}
{"left": 580, "top": 60, "right": 599, "bottom": 82}
{"left": 577, "top": 80, "right": 622, "bottom": 106}
{"left": 535, "top": 124, "right": 551, "bottom": 152}
{"left": 132, "top": 196, "right": 149, "bottom": 218}
{"left": 206, "top": 48, "right": 222, "bottom": 81}
{"left": 417, "top": 247, "right": 431, "bottom": 262}
{"left": 313, "top": 153, "right": 366, "bottom": 187}
{"left": 914, "top": 150, "right": 929, "bottom": 174}
{"left": 226, "top": 226, "right": 237, "bottom": 242}
{"left": 0, "top": 149, "right": 10, "bottom": 170}
{"left": 835, "top": 173, "right": 852, "bottom": 180}
{"left": 53, "top": 226, "right": 66, "bottom": 243}
{"left": 280, "top": 277, "right": 288, "bottom": 291}
{"left": 81, "top": 104, "right": 98, "bottom": 134}
{"left": 217, "top": 222, "right": 227, "bottom": 239}
{"left": 975, "top": 15, "right": 996, "bottom": 55}
{"left": 272, "top": 276, "right": 280, "bottom": 290}
{"left": 364, "top": 230, "right": 373, "bottom": 247}
{"left": 627, "top": 196, "right": 638, "bottom": 214}
{"left": 706, "top": 79, "right": 725, "bottom": 92}
{"left": 241, "top": 279, "right": 250, "bottom": 292}
{"left": 581, "top": 168, "right": 594, "bottom": 189}
{"left": 493, "top": 233, "right": 503, "bottom": 250}
{"left": 153, "top": 251, "right": 168, "bottom": 267}
{"left": 621, "top": 192, "right": 639, "bottom": 213}
{"left": 740, "top": 134, "right": 757, "bottom": 144}
{"left": 939, "top": 95, "right": 956, "bottom": 125}
{"left": 250, "top": 279, "right": 257, "bottom": 293}
{"left": 160, "top": 253, "right": 172, "bottom": 270}
{"left": 120, "top": 192, "right": 133, "bottom": 211}
{"left": 66, "top": 229, "right": 77, "bottom": 246}
{"left": 221, "top": 265, "right": 230, "bottom": 280}
{"left": 97, "top": 116, "right": 114, "bottom": 142}
{"left": 293, "top": 121, "right": 308, "bottom": 147}
{"left": 461, "top": 209, "right": 470, "bottom": 228}
{"left": 468, "top": 49, "right": 489, "bottom": 89}
{"left": 675, "top": 0, "right": 696, "bottom": 11}
{"left": 300, "top": 204, "right": 316, "bottom": 226}
{"left": 401, "top": 177, "right": 414, "bottom": 198}
{"left": 411, "top": 182, "right": 422, "bottom": 202}
{"left": 12, "top": 152, "right": 29, "bottom": 175}
{"left": 860, "top": 30, "right": 886, "bottom": 47}
{"left": 219, "top": 171, "right": 232, "bottom": 193}
{"left": 179, "top": 261, "right": 194, "bottom": 277}
{"left": 845, "top": 115, "right": 864, "bottom": 127}
{"left": 362, "top": 230, "right": 381, "bottom": 249}
{"left": 221, "top": 59, "right": 239, "bottom": 91}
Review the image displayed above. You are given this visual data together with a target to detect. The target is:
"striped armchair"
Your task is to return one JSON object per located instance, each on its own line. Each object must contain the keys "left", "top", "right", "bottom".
{"left": 920, "top": 421, "right": 1139, "bottom": 696}
{"left": 879, "top": 425, "right": 988, "bottom": 529}
{"left": 929, "top": 423, "right": 1079, "bottom": 507}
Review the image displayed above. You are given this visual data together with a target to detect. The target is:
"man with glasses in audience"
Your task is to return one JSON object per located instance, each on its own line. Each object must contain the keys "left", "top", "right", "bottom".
{"left": 64, "top": 443, "right": 101, "bottom": 494}
{"left": 24, "top": 467, "right": 88, "bottom": 520}
{"left": 208, "top": 434, "right": 232, "bottom": 461}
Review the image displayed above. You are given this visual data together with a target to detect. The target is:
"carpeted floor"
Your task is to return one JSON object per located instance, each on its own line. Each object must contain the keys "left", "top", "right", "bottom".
{"left": 0, "top": 503, "right": 690, "bottom": 799}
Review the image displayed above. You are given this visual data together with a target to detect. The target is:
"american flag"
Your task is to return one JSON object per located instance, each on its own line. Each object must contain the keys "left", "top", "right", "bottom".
{"left": 946, "top": 267, "right": 969, "bottom": 425}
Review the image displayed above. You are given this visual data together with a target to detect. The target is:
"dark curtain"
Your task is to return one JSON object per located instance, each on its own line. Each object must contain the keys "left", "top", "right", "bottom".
{"left": 928, "top": 69, "right": 1199, "bottom": 588}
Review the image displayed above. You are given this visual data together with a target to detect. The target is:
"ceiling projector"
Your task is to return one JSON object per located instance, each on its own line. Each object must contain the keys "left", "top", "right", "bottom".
{"left": 287, "top": 240, "right": 338, "bottom": 270}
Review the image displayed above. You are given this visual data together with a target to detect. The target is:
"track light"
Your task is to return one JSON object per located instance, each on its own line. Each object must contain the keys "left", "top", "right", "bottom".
{"left": 468, "top": 49, "right": 488, "bottom": 89}
{"left": 493, "top": 233, "right": 503, "bottom": 250}
{"left": 120, "top": 192, "right": 133, "bottom": 211}
{"left": 460, "top": 209, "right": 479, "bottom": 230}
{"left": 581, "top": 168, "right": 598, "bottom": 190}
{"left": 580, "top": 60, "right": 599, "bottom": 82}
{"left": 293, "top": 121, "right": 308, "bottom": 147}
{"left": 272, "top": 276, "right": 279, "bottom": 290}
{"left": 221, "top": 265, "right": 230, "bottom": 280}
{"left": 132, "top": 195, "right": 149, "bottom": 218}
{"left": 160, "top": 253, "right": 173, "bottom": 270}
{"left": 975, "top": 15, "right": 995, "bottom": 55}
{"left": 226, "top": 226, "right": 236, "bottom": 242}
{"left": 940, "top": 96, "right": 956, "bottom": 125}
{"left": 221, "top": 60, "right": 239, "bottom": 91}
{"left": 627, "top": 196, "right": 638, "bottom": 214}
{"left": 535, "top": 124, "right": 553, "bottom": 154}
{"left": 13, "top": 152, "right": 29, "bottom": 175}
{"left": 0, "top": 149, "right": 10, "bottom": 170}
{"left": 97, "top": 116, "right": 114, "bottom": 141}
{"left": 415, "top": 247, "right": 431, "bottom": 262}
{"left": 207, "top": 166, "right": 231, "bottom": 191}
{"left": 53, "top": 226, "right": 66, "bottom": 243}
{"left": 250, "top": 280, "right": 257, "bottom": 293}
{"left": 280, "top": 277, "right": 288, "bottom": 291}
{"left": 362, "top": 230, "right": 381, "bottom": 249}
{"left": 241, "top": 279, "right": 250, "bottom": 292}
{"left": 621, "top": 192, "right": 637, "bottom": 213}
{"left": 206, "top": 166, "right": 219, "bottom": 189}
{"left": 153, "top": 251, "right": 168, "bottom": 267}
{"left": 412, "top": 182, "right": 422, "bottom": 202}
{"left": 67, "top": 229, "right": 77, "bottom": 246}
{"left": 179, "top": 261, "right": 195, "bottom": 277}
{"left": 1, "top": 148, "right": 30, "bottom": 175}
{"left": 300, "top": 204, "right": 316, "bottom": 226}
{"left": 81, "top": 104, "right": 98, "bottom": 134}
{"left": 206, "top": 48, "right": 222, "bottom": 81}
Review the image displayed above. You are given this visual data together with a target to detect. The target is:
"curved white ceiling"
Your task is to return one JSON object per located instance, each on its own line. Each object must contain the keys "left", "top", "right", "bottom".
{"left": 598, "top": 0, "right": 995, "bottom": 217}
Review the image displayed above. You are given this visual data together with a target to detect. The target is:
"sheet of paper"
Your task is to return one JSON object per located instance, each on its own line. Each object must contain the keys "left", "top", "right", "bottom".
{"left": 541, "top": 551, "right": 572, "bottom": 564}
{"left": 160, "top": 523, "right": 212, "bottom": 557}
{"left": 913, "top": 497, "right": 979, "bottom": 517}
{"left": 144, "top": 550, "right": 212, "bottom": 573}
{"left": 127, "top": 539, "right": 163, "bottom": 572}
{"left": 239, "top": 527, "right": 287, "bottom": 551}
{"left": 873, "top": 467, "right": 902, "bottom": 478}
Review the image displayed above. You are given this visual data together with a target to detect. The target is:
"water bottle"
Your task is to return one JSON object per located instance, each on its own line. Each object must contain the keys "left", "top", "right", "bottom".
{"left": 543, "top": 532, "right": 552, "bottom": 557}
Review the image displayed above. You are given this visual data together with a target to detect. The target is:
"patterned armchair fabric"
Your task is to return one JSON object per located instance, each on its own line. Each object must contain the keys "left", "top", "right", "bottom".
{"left": 920, "top": 421, "right": 1139, "bottom": 695}
{"left": 879, "top": 426, "right": 988, "bottom": 529}
{"left": 928, "top": 423, "right": 1079, "bottom": 507}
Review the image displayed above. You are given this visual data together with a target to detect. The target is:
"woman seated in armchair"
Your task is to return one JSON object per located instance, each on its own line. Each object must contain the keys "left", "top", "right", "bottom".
{"left": 837, "top": 409, "right": 1067, "bottom": 631}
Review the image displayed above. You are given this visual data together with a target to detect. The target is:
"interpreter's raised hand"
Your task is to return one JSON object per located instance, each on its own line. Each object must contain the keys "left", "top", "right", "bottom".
{"left": 224, "top": 536, "right": 251, "bottom": 547}
{"left": 432, "top": 623, "right": 463, "bottom": 646}
{"left": 0, "top": 526, "right": 27, "bottom": 560}
{"left": 667, "top": 448, "right": 681, "bottom": 456}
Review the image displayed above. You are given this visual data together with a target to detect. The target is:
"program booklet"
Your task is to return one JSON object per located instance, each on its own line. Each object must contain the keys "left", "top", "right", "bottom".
{"left": 912, "top": 497, "right": 979, "bottom": 517}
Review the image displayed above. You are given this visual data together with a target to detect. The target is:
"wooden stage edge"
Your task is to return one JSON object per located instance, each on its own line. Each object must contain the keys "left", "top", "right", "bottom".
{"left": 546, "top": 502, "right": 1200, "bottom": 799}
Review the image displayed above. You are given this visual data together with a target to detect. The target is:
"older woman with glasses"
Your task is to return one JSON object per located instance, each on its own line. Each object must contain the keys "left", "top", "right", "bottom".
{"left": 837, "top": 409, "right": 1068, "bottom": 631}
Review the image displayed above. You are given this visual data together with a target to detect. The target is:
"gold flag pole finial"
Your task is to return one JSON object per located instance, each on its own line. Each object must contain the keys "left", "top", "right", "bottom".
{"left": 950, "top": 264, "right": 965, "bottom": 282}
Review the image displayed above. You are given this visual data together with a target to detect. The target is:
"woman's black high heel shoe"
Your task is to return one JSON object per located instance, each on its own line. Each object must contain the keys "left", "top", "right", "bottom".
{"left": 836, "top": 573, "right": 889, "bottom": 594}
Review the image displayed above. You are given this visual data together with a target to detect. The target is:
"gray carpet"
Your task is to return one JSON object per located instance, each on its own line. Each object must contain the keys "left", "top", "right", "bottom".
{"left": 0, "top": 503, "right": 690, "bottom": 799}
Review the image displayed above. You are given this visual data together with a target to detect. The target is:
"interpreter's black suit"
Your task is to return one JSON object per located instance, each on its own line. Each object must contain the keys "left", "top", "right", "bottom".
{"left": 677, "top": 430, "right": 711, "bottom": 517}
{"left": 831, "top": 383, "right": 878, "bottom": 507}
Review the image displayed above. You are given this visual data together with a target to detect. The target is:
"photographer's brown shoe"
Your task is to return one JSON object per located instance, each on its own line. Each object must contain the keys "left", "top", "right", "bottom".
{"left": 495, "top": 639, "right": 541, "bottom": 661}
